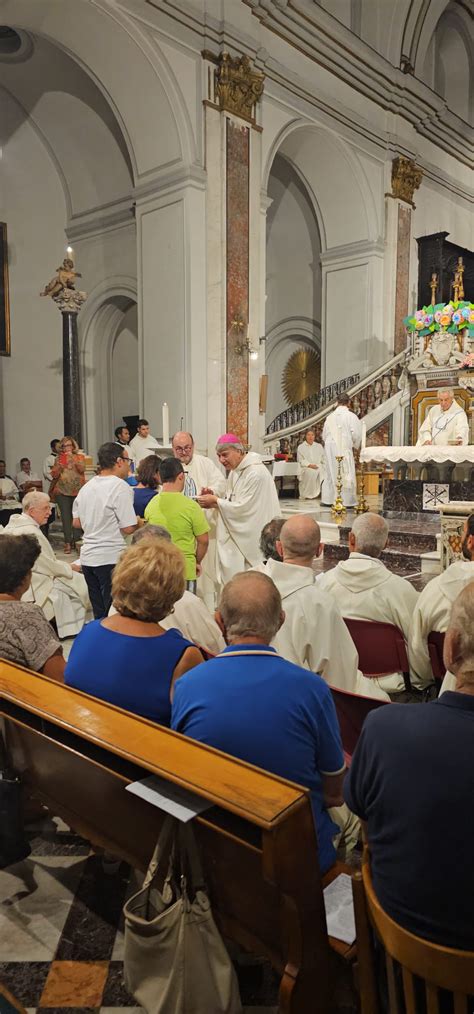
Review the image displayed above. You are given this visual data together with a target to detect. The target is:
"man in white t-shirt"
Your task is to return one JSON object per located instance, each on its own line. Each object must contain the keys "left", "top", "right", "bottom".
{"left": 72, "top": 442, "right": 138, "bottom": 618}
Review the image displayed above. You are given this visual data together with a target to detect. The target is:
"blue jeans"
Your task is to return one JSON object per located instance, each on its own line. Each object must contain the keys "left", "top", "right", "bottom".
{"left": 82, "top": 564, "right": 115, "bottom": 619}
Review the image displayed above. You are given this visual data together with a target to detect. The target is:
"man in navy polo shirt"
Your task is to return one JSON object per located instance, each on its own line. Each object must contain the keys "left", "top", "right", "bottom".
{"left": 345, "top": 582, "right": 474, "bottom": 950}
{"left": 172, "top": 570, "right": 358, "bottom": 874}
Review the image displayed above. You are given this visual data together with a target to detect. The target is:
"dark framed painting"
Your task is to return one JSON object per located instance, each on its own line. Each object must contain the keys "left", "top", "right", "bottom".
{"left": 0, "top": 223, "right": 11, "bottom": 356}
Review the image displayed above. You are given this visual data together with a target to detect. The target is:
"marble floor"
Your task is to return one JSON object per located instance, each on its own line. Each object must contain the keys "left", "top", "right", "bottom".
{"left": 0, "top": 818, "right": 357, "bottom": 1014}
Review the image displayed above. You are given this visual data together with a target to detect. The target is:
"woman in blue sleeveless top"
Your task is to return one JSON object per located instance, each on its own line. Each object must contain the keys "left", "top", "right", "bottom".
{"left": 65, "top": 538, "right": 203, "bottom": 726}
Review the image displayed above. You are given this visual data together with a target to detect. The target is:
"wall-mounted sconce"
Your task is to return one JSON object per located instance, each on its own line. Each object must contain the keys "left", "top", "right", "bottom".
{"left": 231, "top": 315, "right": 259, "bottom": 359}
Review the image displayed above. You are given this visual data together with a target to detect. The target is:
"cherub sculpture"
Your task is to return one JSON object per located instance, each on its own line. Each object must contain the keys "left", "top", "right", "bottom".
{"left": 40, "top": 258, "right": 82, "bottom": 299}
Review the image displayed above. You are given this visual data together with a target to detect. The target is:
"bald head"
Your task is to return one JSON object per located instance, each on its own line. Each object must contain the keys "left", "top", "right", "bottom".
{"left": 279, "top": 515, "right": 322, "bottom": 563}
{"left": 172, "top": 431, "right": 195, "bottom": 465}
{"left": 217, "top": 571, "right": 283, "bottom": 644}
{"left": 444, "top": 583, "right": 474, "bottom": 686}
{"left": 349, "top": 513, "right": 389, "bottom": 558}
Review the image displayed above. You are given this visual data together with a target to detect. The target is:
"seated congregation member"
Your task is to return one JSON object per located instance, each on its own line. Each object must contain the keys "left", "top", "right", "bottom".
{"left": 125, "top": 526, "right": 225, "bottom": 655}
{"left": 410, "top": 513, "right": 474, "bottom": 689}
{"left": 269, "top": 515, "right": 389, "bottom": 701}
{"left": 15, "top": 458, "right": 41, "bottom": 492}
{"left": 73, "top": 442, "right": 137, "bottom": 619}
{"left": 172, "top": 571, "right": 358, "bottom": 874}
{"left": 0, "top": 534, "right": 65, "bottom": 681}
{"left": 50, "top": 436, "right": 86, "bottom": 554}
{"left": 66, "top": 540, "right": 203, "bottom": 726}
{"left": 4, "top": 492, "right": 90, "bottom": 638}
{"left": 0, "top": 459, "right": 21, "bottom": 527}
{"left": 317, "top": 513, "right": 420, "bottom": 695}
{"left": 133, "top": 454, "right": 161, "bottom": 517}
{"left": 345, "top": 582, "right": 474, "bottom": 950}
{"left": 145, "top": 457, "right": 209, "bottom": 594}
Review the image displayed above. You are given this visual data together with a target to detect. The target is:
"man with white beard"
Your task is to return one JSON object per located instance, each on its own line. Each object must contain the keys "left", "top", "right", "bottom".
{"left": 317, "top": 513, "right": 419, "bottom": 695}
{"left": 267, "top": 514, "right": 389, "bottom": 701}
{"left": 297, "top": 429, "right": 323, "bottom": 500}
{"left": 416, "top": 388, "right": 469, "bottom": 446}
{"left": 172, "top": 431, "right": 225, "bottom": 609}
{"left": 321, "top": 393, "right": 362, "bottom": 507}
{"left": 197, "top": 434, "right": 281, "bottom": 587}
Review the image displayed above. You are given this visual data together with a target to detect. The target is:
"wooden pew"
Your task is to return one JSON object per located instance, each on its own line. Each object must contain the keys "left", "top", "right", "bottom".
{"left": 0, "top": 661, "right": 351, "bottom": 1014}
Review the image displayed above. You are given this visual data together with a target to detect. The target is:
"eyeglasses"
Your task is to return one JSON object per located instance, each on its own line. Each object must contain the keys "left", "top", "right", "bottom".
{"left": 175, "top": 445, "right": 193, "bottom": 453}
{"left": 120, "top": 456, "right": 130, "bottom": 463}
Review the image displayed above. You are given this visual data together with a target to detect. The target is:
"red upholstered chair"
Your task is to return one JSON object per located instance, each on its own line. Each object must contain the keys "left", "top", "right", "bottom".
{"left": 330, "top": 687, "right": 389, "bottom": 763}
{"left": 344, "top": 617, "right": 412, "bottom": 693}
{"left": 427, "top": 631, "right": 446, "bottom": 688}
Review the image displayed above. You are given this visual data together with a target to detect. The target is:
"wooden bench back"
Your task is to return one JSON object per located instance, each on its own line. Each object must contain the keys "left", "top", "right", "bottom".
{"left": 0, "top": 661, "right": 335, "bottom": 1014}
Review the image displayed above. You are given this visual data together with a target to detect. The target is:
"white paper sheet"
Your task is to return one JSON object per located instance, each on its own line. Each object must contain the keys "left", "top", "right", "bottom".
{"left": 126, "top": 774, "right": 212, "bottom": 823}
{"left": 323, "top": 873, "right": 356, "bottom": 944}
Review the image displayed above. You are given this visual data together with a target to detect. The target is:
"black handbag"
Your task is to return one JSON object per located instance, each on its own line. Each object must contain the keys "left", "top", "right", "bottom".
{"left": 0, "top": 734, "right": 31, "bottom": 868}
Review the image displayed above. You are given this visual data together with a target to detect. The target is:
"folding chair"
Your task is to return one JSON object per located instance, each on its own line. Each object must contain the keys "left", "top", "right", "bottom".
{"left": 352, "top": 858, "right": 474, "bottom": 1013}
{"left": 344, "top": 618, "right": 412, "bottom": 693}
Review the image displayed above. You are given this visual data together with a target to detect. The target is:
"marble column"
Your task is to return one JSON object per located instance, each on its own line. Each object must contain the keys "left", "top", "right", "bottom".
{"left": 62, "top": 310, "right": 82, "bottom": 445}
{"left": 204, "top": 52, "right": 264, "bottom": 447}
{"left": 386, "top": 157, "right": 423, "bottom": 355}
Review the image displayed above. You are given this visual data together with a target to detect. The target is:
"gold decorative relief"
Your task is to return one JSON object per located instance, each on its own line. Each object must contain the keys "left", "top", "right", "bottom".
{"left": 215, "top": 53, "right": 264, "bottom": 122}
{"left": 390, "top": 156, "right": 423, "bottom": 208}
{"left": 282, "top": 348, "right": 320, "bottom": 406}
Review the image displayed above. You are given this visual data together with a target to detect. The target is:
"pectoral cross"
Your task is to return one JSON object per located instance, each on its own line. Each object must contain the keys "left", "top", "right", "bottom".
{"left": 429, "top": 272, "right": 438, "bottom": 306}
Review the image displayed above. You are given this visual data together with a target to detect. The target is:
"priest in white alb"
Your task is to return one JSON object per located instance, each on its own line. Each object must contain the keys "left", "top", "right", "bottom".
{"left": 172, "top": 430, "right": 226, "bottom": 610}
{"left": 4, "top": 491, "right": 90, "bottom": 637}
{"left": 197, "top": 433, "right": 281, "bottom": 587}
{"left": 297, "top": 429, "right": 323, "bottom": 499}
{"left": 267, "top": 515, "right": 389, "bottom": 701}
{"left": 416, "top": 388, "right": 469, "bottom": 446}
{"left": 321, "top": 393, "right": 362, "bottom": 507}
{"left": 129, "top": 419, "right": 161, "bottom": 464}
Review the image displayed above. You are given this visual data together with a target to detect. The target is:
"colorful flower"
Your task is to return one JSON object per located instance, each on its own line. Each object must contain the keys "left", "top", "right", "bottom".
{"left": 423, "top": 314, "right": 433, "bottom": 326}
{"left": 434, "top": 310, "right": 443, "bottom": 323}
{"left": 415, "top": 309, "right": 424, "bottom": 321}
{"left": 415, "top": 320, "right": 424, "bottom": 329}
{"left": 452, "top": 311, "right": 462, "bottom": 325}
{"left": 442, "top": 304, "right": 453, "bottom": 317}
{"left": 462, "top": 306, "right": 471, "bottom": 320}
{"left": 440, "top": 314, "right": 451, "bottom": 326}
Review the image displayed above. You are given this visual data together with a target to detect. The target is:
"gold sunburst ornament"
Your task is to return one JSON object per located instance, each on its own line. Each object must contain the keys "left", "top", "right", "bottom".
{"left": 282, "top": 348, "right": 320, "bottom": 406}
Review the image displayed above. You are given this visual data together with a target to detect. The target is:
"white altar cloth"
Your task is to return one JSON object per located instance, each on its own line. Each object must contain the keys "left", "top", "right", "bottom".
{"left": 360, "top": 446, "right": 474, "bottom": 466}
{"left": 272, "top": 461, "right": 300, "bottom": 479}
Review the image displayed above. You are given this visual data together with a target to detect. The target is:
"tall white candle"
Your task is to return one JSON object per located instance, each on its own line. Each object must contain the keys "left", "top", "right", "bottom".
{"left": 162, "top": 402, "right": 170, "bottom": 446}
{"left": 361, "top": 421, "right": 366, "bottom": 451}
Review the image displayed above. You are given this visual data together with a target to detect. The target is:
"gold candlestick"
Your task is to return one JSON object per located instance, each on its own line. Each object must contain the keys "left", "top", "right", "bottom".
{"left": 355, "top": 460, "right": 369, "bottom": 515}
{"left": 331, "top": 455, "right": 346, "bottom": 521}
{"left": 429, "top": 271, "right": 438, "bottom": 306}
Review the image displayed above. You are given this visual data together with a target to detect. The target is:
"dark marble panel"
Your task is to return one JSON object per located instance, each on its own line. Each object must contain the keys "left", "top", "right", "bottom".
{"left": 384, "top": 480, "right": 474, "bottom": 514}
{"left": 55, "top": 857, "right": 129, "bottom": 962}
{"left": 102, "top": 961, "right": 135, "bottom": 1007}
{"left": 226, "top": 120, "right": 249, "bottom": 442}
{"left": 0, "top": 962, "right": 50, "bottom": 1006}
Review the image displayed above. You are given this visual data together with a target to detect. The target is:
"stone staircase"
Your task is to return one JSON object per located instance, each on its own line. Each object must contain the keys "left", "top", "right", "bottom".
{"left": 323, "top": 519, "right": 440, "bottom": 578}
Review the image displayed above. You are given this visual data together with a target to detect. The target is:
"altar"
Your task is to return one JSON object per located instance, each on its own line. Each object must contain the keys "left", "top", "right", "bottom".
{"left": 360, "top": 445, "right": 474, "bottom": 514}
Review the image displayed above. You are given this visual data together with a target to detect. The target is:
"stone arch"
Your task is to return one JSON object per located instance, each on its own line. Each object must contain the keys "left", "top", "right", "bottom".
{"left": 1, "top": 0, "right": 195, "bottom": 184}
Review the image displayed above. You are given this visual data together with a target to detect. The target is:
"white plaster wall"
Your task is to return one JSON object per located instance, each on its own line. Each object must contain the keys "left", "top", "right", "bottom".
{"left": 111, "top": 306, "right": 139, "bottom": 424}
{"left": 0, "top": 88, "right": 66, "bottom": 478}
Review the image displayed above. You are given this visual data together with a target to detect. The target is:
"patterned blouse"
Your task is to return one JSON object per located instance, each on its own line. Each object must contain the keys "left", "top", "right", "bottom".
{"left": 0, "top": 601, "right": 62, "bottom": 672}
{"left": 51, "top": 455, "right": 85, "bottom": 497}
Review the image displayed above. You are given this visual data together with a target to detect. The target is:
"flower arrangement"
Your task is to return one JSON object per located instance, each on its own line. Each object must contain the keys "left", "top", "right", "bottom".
{"left": 404, "top": 301, "right": 474, "bottom": 338}
{"left": 460, "top": 352, "right": 474, "bottom": 369}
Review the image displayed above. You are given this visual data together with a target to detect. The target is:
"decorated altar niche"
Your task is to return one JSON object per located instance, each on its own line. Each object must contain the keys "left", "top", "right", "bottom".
{"left": 404, "top": 261, "right": 474, "bottom": 445}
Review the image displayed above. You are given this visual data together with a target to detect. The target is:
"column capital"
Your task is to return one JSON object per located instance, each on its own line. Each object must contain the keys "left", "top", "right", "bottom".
{"left": 387, "top": 156, "right": 423, "bottom": 209}
{"left": 214, "top": 52, "right": 265, "bottom": 125}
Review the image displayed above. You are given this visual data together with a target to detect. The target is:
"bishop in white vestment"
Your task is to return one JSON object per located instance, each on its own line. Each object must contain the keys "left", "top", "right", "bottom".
{"left": 172, "top": 432, "right": 226, "bottom": 610}
{"left": 198, "top": 434, "right": 281, "bottom": 588}
{"left": 297, "top": 430, "right": 323, "bottom": 499}
{"left": 416, "top": 388, "right": 469, "bottom": 446}
{"left": 321, "top": 395, "right": 362, "bottom": 507}
{"left": 4, "top": 494, "right": 90, "bottom": 638}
